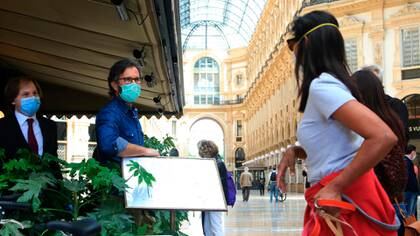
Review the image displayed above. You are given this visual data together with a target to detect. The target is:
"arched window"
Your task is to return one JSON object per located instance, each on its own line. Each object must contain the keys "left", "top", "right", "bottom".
{"left": 193, "top": 57, "right": 220, "bottom": 105}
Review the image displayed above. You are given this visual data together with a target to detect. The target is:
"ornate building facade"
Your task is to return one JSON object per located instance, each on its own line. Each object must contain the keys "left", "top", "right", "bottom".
{"left": 5, "top": 0, "right": 420, "bottom": 192}
{"left": 142, "top": 0, "right": 420, "bottom": 191}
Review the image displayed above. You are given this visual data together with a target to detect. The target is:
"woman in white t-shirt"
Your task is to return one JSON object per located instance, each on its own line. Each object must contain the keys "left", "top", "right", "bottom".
{"left": 278, "top": 11, "right": 399, "bottom": 235}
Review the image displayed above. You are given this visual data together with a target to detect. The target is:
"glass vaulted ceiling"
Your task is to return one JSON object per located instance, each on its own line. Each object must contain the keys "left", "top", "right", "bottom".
{"left": 180, "top": 0, "right": 267, "bottom": 51}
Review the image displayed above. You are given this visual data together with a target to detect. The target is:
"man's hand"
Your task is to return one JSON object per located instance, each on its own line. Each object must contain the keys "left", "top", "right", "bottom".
{"left": 144, "top": 148, "right": 160, "bottom": 157}
{"left": 119, "top": 143, "right": 160, "bottom": 157}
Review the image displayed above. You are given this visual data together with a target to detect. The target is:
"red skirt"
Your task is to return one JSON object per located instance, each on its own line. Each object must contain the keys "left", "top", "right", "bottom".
{"left": 302, "top": 169, "right": 397, "bottom": 236}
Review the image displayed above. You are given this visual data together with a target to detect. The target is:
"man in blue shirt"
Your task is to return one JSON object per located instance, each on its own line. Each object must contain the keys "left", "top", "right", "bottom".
{"left": 95, "top": 59, "right": 159, "bottom": 164}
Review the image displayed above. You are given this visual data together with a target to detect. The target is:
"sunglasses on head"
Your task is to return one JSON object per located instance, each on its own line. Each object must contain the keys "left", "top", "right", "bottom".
{"left": 286, "top": 23, "right": 339, "bottom": 52}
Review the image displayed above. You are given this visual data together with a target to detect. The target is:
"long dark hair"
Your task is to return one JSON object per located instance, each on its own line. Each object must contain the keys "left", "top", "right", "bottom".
{"left": 352, "top": 70, "right": 406, "bottom": 148}
{"left": 290, "top": 11, "right": 361, "bottom": 112}
{"left": 352, "top": 70, "right": 407, "bottom": 200}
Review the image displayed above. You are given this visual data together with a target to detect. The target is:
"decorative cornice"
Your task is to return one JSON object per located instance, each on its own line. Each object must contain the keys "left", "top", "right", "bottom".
{"left": 390, "top": 4, "right": 420, "bottom": 18}
{"left": 339, "top": 15, "right": 364, "bottom": 27}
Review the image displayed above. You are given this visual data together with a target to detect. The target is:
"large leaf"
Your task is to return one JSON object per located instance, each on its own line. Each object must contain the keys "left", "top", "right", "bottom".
{"left": 86, "top": 199, "right": 136, "bottom": 235}
{"left": 10, "top": 172, "right": 56, "bottom": 211}
{"left": 0, "top": 220, "right": 32, "bottom": 236}
{"left": 3, "top": 159, "right": 40, "bottom": 173}
{"left": 63, "top": 179, "right": 86, "bottom": 193}
{"left": 127, "top": 161, "right": 155, "bottom": 187}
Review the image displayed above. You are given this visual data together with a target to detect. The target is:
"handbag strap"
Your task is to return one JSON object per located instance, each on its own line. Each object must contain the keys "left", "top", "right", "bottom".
{"left": 342, "top": 194, "right": 401, "bottom": 231}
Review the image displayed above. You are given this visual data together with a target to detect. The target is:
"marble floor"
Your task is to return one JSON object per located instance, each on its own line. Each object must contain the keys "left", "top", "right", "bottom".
{"left": 181, "top": 191, "right": 306, "bottom": 236}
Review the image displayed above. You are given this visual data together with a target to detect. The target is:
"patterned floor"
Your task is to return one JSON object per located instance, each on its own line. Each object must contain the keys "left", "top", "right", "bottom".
{"left": 181, "top": 191, "right": 306, "bottom": 236}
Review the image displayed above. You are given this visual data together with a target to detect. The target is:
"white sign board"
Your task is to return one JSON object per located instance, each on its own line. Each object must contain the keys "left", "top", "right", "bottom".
{"left": 122, "top": 157, "right": 227, "bottom": 211}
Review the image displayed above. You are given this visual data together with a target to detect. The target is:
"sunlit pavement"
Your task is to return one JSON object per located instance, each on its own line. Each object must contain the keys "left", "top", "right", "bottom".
{"left": 181, "top": 191, "right": 306, "bottom": 236}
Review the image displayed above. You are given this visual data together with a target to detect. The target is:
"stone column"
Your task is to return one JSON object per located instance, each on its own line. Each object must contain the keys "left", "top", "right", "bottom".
{"left": 66, "top": 116, "right": 90, "bottom": 163}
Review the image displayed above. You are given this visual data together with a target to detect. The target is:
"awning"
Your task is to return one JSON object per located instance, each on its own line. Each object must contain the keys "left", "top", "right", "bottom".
{"left": 0, "top": 0, "right": 184, "bottom": 118}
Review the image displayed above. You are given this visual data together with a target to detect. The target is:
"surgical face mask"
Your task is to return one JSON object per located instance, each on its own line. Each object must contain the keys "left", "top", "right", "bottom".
{"left": 20, "top": 96, "right": 41, "bottom": 116}
{"left": 120, "top": 83, "right": 141, "bottom": 103}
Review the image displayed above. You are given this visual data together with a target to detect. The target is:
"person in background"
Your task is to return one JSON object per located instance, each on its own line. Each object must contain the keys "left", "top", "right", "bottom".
{"left": 259, "top": 177, "right": 265, "bottom": 196}
{"left": 169, "top": 147, "right": 179, "bottom": 157}
{"left": 404, "top": 144, "right": 418, "bottom": 219}
{"left": 268, "top": 168, "right": 279, "bottom": 202}
{"left": 279, "top": 10, "right": 399, "bottom": 235}
{"left": 95, "top": 59, "right": 159, "bottom": 166}
{"left": 352, "top": 70, "right": 408, "bottom": 235}
{"left": 0, "top": 77, "right": 61, "bottom": 177}
{"left": 0, "top": 77, "right": 58, "bottom": 158}
{"left": 240, "top": 167, "right": 253, "bottom": 202}
{"left": 361, "top": 64, "right": 409, "bottom": 141}
{"left": 197, "top": 140, "right": 227, "bottom": 236}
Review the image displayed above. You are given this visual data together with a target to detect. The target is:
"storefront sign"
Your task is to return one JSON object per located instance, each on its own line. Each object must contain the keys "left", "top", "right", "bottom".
{"left": 408, "top": 119, "right": 420, "bottom": 139}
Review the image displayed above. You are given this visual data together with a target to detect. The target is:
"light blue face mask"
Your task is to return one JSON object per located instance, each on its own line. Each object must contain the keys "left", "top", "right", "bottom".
{"left": 120, "top": 83, "right": 141, "bottom": 103}
{"left": 20, "top": 96, "right": 41, "bottom": 116}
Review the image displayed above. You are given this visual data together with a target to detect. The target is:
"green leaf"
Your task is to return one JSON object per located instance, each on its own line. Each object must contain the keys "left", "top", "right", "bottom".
{"left": 136, "top": 224, "right": 148, "bottom": 235}
{"left": 3, "top": 159, "right": 36, "bottom": 172}
{"left": 10, "top": 172, "right": 56, "bottom": 211}
{"left": 63, "top": 179, "right": 86, "bottom": 193}
{"left": 111, "top": 175, "right": 129, "bottom": 192}
{"left": 0, "top": 220, "right": 31, "bottom": 236}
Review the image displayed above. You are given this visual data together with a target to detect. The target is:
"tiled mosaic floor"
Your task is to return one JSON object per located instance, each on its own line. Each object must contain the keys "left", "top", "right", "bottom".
{"left": 181, "top": 191, "right": 306, "bottom": 236}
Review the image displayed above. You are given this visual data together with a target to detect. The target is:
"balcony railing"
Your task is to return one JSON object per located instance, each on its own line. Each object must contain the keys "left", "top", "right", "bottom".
{"left": 186, "top": 95, "right": 244, "bottom": 106}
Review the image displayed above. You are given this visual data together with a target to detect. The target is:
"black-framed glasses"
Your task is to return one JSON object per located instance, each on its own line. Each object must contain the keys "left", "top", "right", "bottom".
{"left": 118, "top": 77, "right": 141, "bottom": 84}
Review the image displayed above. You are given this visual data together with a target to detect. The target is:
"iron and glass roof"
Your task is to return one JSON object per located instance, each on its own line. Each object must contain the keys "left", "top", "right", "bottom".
{"left": 180, "top": 0, "right": 267, "bottom": 50}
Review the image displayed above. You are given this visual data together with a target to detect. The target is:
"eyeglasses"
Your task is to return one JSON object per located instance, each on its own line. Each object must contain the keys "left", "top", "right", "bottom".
{"left": 118, "top": 77, "right": 141, "bottom": 84}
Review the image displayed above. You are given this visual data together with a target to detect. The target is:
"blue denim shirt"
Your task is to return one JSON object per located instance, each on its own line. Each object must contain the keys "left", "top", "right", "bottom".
{"left": 96, "top": 97, "right": 144, "bottom": 163}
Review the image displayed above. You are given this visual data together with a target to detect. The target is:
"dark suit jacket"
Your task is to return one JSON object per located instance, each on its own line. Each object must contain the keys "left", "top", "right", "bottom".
{"left": 0, "top": 113, "right": 58, "bottom": 160}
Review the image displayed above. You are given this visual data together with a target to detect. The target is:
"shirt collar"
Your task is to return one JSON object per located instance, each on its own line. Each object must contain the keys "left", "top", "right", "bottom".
{"left": 15, "top": 110, "right": 37, "bottom": 126}
{"left": 114, "top": 96, "right": 138, "bottom": 117}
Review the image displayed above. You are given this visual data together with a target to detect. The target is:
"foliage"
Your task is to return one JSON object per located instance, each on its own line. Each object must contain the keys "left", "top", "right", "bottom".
{"left": 152, "top": 211, "right": 189, "bottom": 236}
{"left": 10, "top": 172, "right": 56, "bottom": 211}
{"left": 0, "top": 134, "right": 189, "bottom": 235}
{"left": 144, "top": 135, "right": 175, "bottom": 156}
{"left": 127, "top": 160, "right": 156, "bottom": 187}
{"left": 0, "top": 220, "right": 31, "bottom": 236}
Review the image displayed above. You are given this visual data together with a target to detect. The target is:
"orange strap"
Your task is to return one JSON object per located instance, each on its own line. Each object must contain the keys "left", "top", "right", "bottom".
{"left": 315, "top": 199, "right": 356, "bottom": 212}
{"left": 310, "top": 199, "right": 358, "bottom": 236}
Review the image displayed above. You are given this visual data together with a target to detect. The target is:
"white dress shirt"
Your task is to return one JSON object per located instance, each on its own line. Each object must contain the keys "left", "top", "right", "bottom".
{"left": 15, "top": 111, "right": 44, "bottom": 156}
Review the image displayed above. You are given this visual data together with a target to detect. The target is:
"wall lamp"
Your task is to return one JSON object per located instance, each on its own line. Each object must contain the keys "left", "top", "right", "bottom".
{"left": 153, "top": 95, "right": 161, "bottom": 104}
{"left": 143, "top": 73, "right": 156, "bottom": 87}
{"left": 133, "top": 47, "right": 145, "bottom": 67}
{"left": 111, "top": 0, "right": 129, "bottom": 21}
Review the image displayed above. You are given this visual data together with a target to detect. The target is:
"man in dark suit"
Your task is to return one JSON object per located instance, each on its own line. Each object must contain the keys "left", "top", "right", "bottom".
{"left": 0, "top": 77, "right": 58, "bottom": 161}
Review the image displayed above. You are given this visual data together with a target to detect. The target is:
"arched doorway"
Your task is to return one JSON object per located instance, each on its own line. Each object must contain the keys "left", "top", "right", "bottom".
{"left": 235, "top": 147, "right": 245, "bottom": 168}
{"left": 188, "top": 118, "right": 224, "bottom": 158}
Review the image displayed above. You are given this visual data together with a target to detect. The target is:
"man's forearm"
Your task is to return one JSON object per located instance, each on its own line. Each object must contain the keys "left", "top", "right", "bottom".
{"left": 118, "top": 143, "right": 156, "bottom": 157}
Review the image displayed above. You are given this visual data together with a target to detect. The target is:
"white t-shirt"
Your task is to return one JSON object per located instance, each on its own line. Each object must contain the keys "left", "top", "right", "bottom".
{"left": 297, "top": 73, "right": 363, "bottom": 184}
